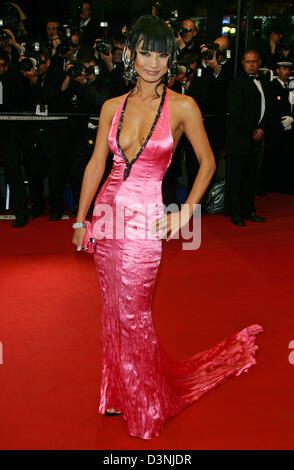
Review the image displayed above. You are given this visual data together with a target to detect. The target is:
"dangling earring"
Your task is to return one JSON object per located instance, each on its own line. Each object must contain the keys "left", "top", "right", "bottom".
{"left": 129, "top": 59, "right": 138, "bottom": 81}
{"left": 167, "top": 67, "right": 172, "bottom": 81}
{"left": 122, "top": 44, "right": 130, "bottom": 68}
{"left": 124, "top": 58, "right": 138, "bottom": 83}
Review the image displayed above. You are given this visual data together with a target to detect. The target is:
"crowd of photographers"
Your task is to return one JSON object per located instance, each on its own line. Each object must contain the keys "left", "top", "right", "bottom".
{"left": 0, "top": 1, "right": 293, "bottom": 228}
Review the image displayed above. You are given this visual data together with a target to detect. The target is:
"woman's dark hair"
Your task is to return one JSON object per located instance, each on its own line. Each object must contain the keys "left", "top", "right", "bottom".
{"left": 124, "top": 15, "right": 178, "bottom": 86}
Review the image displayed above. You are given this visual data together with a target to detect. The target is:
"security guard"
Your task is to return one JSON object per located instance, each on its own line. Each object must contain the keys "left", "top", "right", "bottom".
{"left": 261, "top": 61, "right": 294, "bottom": 194}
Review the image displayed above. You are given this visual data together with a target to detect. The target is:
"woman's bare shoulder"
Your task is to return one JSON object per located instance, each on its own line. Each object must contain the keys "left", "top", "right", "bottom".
{"left": 100, "top": 93, "right": 129, "bottom": 122}
{"left": 168, "top": 88, "right": 199, "bottom": 112}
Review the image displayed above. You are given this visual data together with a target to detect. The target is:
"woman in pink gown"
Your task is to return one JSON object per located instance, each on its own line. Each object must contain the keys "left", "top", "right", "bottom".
{"left": 72, "top": 15, "right": 263, "bottom": 440}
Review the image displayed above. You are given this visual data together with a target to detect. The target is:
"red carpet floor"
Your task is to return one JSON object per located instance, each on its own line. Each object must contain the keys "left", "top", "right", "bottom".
{"left": 0, "top": 193, "right": 294, "bottom": 450}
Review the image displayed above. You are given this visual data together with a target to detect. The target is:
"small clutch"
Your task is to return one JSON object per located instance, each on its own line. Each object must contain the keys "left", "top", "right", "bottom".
{"left": 82, "top": 220, "right": 97, "bottom": 254}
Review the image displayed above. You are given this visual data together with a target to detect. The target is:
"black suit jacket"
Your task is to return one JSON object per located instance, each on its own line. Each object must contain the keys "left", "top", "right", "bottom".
{"left": 79, "top": 17, "right": 101, "bottom": 47}
{"left": 188, "top": 64, "right": 230, "bottom": 116}
{"left": 226, "top": 73, "right": 271, "bottom": 155}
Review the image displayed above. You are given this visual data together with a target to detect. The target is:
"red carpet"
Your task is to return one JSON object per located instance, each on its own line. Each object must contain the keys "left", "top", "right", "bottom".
{"left": 0, "top": 193, "right": 294, "bottom": 450}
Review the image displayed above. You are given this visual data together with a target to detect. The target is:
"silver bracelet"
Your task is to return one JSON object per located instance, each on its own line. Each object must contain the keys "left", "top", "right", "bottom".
{"left": 72, "top": 222, "right": 86, "bottom": 229}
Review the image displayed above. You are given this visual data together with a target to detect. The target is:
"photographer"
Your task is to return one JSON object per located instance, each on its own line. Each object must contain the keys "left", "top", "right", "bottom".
{"left": 0, "top": 48, "right": 29, "bottom": 227}
{"left": 50, "top": 26, "right": 79, "bottom": 71}
{"left": 0, "top": 2, "right": 28, "bottom": 44}
{"left": 94, "top": 36, "right": 131, "bottom": 98}
{"left": 42, "top": 17, "right": 60, "bottom": 54}
{"left": 82, "top": 54, "right": 109, "bottom": 103}
{"left": 175, "top": 18, "right": 201, "bottom": 65}
{"left": 60, "top": 56, "right": 107, "bottom": 211}
{"left": 19, "top": 45, "right": 68, "bottom": 220}
{"left": 186, "top": 40, "right": 231, "bottom": 193}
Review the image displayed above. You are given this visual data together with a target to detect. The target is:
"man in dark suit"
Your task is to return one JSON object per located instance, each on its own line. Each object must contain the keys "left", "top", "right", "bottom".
{"left": 225, "top": 49, "right": 270, "bottom": 226}
{"left": 78, "top": 1, "right": 100, "bottom": 47}
{"left": 260, "top": 61, "right": 294, "bottom": 194}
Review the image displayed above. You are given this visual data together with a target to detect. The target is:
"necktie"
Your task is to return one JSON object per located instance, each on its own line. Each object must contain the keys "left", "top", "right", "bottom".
{"left": 249, "top": 74, "right": 260, "bottom": 81}
{"left": 284, "top": 82, "right": 289, "bottom": 89}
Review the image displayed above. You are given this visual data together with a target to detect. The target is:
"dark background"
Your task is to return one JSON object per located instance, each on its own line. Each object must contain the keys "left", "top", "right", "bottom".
{"left": 7, "top": 0, "right": 294, "bottom": 39}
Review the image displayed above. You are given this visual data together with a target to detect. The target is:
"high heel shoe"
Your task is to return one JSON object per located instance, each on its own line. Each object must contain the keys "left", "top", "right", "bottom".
{"left": 105, "top": 408, "right": 123, "bottom": 416}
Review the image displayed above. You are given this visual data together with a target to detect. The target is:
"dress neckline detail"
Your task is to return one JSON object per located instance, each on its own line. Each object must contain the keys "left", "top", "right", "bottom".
{"left": 116, "top": 85, "right": 167, "bottom": 181}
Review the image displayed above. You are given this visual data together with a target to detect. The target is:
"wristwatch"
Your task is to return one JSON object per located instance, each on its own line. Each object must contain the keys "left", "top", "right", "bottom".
{"left": 72, "top": 222, "right": 86, "bottom": 229}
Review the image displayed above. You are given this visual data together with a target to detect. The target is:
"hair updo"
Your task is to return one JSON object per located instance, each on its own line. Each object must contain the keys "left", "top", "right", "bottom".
{"left": 123, "top": 15, "right": 178, "bottom": 85}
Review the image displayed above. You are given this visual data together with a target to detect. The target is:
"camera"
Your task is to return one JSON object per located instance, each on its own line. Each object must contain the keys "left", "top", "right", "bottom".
{"left": 201, "top": 43, "right": 222, "bottom": 62}
{"left": 19, "top": 43, "right": 41, "bottom": 72}
{"left": 57, "top": 24, "right": 72, "bottom": 39}
{"left": 95, "top": 40, "right": 112, "bottom": 56}
{"left": 20, "top": 57, "right": 38, "bottom": 72}
{"left": 55, "top": 25, "right": 75, "bottom": 56}
{"left": 179, "top": 27, "right": 192, "bottom": 37}
{"left": 66, "top": 60, "right": 86, "bottom": 78}
{"left": 21, "top": 42, "right": 40, "bottom": 55}
{"left": 168, "top": 20, "right": 181, "bottom": 37}
{"left": 86, "top": 65, "right": 100, "bottom": 76}
{"left": 56, "top": 37, "right": 75, "bottom": 56}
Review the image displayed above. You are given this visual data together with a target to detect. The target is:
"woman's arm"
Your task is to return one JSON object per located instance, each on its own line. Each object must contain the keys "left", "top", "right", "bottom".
{"left": 154, "top": 95, "right": 216, "bottom": 241}
{"left": 72, "top": 98, "right": 117, "bottom": 250}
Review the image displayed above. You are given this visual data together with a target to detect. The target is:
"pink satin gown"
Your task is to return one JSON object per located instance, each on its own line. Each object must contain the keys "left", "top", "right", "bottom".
{"left": 91, "top": 85, "right": 263, "bottom": 439}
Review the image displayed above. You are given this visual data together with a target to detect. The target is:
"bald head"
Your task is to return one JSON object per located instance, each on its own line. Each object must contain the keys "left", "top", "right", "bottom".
{"left": 214, "top": 37, "right": 230, "bottom": 51}
{"left": 181, "top": 18, "right": 198, "bottom": 45}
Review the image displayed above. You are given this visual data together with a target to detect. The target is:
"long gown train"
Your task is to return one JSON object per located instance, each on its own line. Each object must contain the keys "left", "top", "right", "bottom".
{"left": 90, "top": 85, "right": 263, "bottom": 439}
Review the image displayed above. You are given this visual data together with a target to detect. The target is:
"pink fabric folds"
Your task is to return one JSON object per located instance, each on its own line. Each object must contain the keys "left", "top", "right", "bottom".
{"left": 90, "top": 87, "right": 263, "bottom": 439}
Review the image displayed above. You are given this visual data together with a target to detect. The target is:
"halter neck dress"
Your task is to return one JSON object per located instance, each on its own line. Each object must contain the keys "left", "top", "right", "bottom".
{"left": 90, "top": 85, "right": 263, "bottom": 439}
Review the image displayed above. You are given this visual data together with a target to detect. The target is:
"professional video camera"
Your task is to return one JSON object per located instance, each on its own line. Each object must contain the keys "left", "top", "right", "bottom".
{"left": 201, "top": 43, "right": 224, "bottom": 62}
{"left": 19, "top": 43, "right": 41, "bottom": 72}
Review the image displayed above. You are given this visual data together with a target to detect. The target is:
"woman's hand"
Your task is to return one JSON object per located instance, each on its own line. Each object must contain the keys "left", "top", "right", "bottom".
{"left": 72, "top": 227, "right": 86, "bottom": 251}
{"left": 151, "top": 209, "right": 192, "bottom": 241}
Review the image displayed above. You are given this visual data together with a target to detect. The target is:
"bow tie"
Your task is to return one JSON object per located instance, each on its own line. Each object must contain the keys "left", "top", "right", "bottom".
{"left": 249, "top": 74, "right": 260, "bottom": 81}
